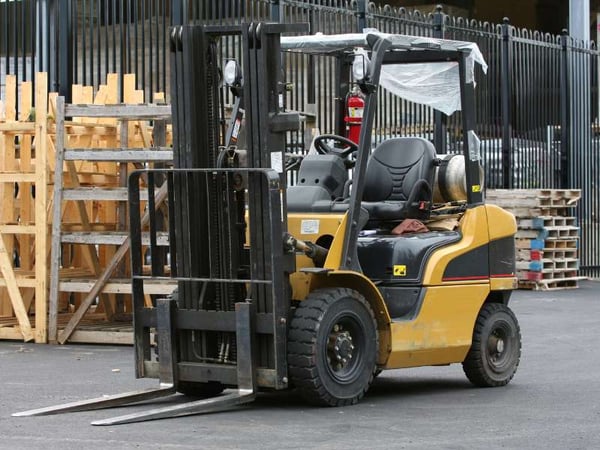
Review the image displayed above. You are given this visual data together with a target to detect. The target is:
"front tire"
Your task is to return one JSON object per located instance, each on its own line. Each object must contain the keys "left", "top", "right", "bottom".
{"left": 288, "top": 288, "right": 378, "bottom": 406}
{"left": 462, "top": 303, "right": 521, "bottom": 387}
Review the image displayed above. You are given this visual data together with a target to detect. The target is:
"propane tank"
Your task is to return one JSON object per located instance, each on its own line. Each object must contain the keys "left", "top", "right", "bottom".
{"left": 433, "top": 154, "right": 485, "bottom": 203}
{"left": 344, "top": 89, "right": 364, "bottom": 144}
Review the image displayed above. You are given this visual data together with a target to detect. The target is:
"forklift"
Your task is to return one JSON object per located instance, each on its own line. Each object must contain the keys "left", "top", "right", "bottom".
{"left": 15, "top": 23, "right": 521, "bottom": 424}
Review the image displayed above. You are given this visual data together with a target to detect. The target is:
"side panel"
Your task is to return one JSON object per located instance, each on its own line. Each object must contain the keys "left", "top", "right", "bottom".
{"left": 287, "top": 212, "right": 345, "bottom": 301}
{"left": 422, "top": 206, "right": 491, "bottom": 285}
{"left": 385, "top": 284, "right": 489, "bottom": 368}
{"left": 487, "top": 204, "right": 518, "bottom": 291}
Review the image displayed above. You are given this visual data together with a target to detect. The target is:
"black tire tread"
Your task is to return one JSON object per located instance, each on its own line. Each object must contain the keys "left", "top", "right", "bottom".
{"left": 288, "top": 288, "right": 378, "bottom": 406}
{"left": 462, "top": 302, "right": 521, "bottom": 387}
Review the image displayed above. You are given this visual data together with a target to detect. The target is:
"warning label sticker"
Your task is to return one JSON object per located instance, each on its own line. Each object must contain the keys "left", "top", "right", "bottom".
{"left": 300, "top": 219, "right": 320, "bottom": 235}
{"left": 393, "top": 265, "right": 407, "bottom": 277}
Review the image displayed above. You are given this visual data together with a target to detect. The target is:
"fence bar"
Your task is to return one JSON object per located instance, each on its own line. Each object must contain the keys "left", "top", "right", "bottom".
{"left": 500, "top": 18, "right": 512, "bottom": 188}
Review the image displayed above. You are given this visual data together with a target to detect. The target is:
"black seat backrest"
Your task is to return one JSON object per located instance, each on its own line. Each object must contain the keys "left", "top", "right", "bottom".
{"left": 362, "top": 137, "right": 436, "bottom": 222}
{"left": 287, "top": 154, "right": 349, "bottom": 212}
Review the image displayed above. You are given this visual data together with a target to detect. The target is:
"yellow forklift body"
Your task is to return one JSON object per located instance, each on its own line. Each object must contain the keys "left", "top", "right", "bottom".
{"left": 385, "top": 283, "right": 489, "bottom": 368}
{"left": 288, "top": 203, "right": 517, "bottom": 369}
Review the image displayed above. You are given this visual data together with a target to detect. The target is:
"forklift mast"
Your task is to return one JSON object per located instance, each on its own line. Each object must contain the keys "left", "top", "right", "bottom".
{"left": 128, "top": 23, "right": 304, "bottom": 391}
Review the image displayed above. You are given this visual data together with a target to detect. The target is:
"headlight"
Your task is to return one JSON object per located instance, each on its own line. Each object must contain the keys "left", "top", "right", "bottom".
{"left": 352, "top": 53, "right": 370, "bottom": 82}
{"left": 224, "top": 60, "right": 241, "bottom": 86}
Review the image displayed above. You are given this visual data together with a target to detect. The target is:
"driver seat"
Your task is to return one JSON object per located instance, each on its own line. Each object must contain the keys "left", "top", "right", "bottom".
{"left": 362, "top": 137, "right": 436, "bottom": 223}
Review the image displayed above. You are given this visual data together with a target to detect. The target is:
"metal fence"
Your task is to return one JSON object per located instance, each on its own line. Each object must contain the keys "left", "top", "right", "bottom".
{"left": 1, "top": 0, "right": 598, "bottom": 277}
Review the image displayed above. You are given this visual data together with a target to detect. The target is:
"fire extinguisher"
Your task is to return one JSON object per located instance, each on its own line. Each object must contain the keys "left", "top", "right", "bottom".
{"left": 345, "top": 89, "right": 365, "bottom": 145}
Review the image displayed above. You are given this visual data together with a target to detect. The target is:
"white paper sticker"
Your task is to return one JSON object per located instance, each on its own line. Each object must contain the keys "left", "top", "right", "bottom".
{"left": 301, "top": 219, "right": 320, "bottom": 235}
{"left": 468, "top": 130, "right": 481, "bottom": 161}
{"left": 271, "top": 152, "right": 283, "bottom": 173}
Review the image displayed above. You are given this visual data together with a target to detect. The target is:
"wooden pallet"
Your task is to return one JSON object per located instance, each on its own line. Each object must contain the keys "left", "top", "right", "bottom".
{"left": 518, "top": 276, "right": 587, "bottom": 291}
{"left": 518, "top": 216, "right": 577, "bottom": 229}
{"left": 517, "top": 268, "right": 580, "bottom": 281}
{"left": 516, "top": 258, "right": 579, "bottom": 272}
{"left": 487, "top": 189, "right": 581, "bottom": 208}
{"left": 501, "top": 206, "right": 578, "bottom": 218}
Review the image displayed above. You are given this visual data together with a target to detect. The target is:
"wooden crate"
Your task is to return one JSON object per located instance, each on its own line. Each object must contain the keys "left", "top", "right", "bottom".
{"left": 0, "top": 73, "right": 172, "bottom": 343}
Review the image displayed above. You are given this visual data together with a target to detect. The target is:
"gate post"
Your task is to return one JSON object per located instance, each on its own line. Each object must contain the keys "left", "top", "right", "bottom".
{"left": 47, "top": 0, "right": 72, "bottom": 101}
{"left": 57, "top": 0, "right": 73, "bottom": 101}
{"left": 433, "top": 6, "right": 447, "bottom": 153}
{"left": 560, "top": 29, "right": 571, "bottom": 189}
{"left": 356, "top": 0, "right": 367, "bottom": 32}
{"left": 500, "top": 18, "right": 513, "bottom": 188}
{"left": 270, "top": 0, "right": 282, "bottom": 23}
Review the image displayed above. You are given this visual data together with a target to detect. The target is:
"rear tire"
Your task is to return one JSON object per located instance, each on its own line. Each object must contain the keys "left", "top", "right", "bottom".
{"left": 288, "top": 288, "right": 378, "bottom": 406}
{"left": 462, "top": 303, "right": 521, "bottom": 387}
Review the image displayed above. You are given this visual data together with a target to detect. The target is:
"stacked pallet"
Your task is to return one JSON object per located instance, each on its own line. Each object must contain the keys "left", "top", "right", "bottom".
{"left": 487, "top": 189, "right": 586, "bottom": 290}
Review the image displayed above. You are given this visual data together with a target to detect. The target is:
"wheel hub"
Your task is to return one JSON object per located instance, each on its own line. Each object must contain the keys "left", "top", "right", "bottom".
{"left": 486, "top": 326, "right": 513, "bottom": 373}
{"left": 496, "top": 338, "right": 505, "bottom": 353}
{"left": 328, "top": 324, "right": 355, "bottom": 370}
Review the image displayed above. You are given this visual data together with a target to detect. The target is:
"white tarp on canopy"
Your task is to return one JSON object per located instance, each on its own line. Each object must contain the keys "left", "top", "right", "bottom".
{"left": 380, "top": 59, "right": 465, "bottom": 115}
{"left": 281, "top": 32, "right": 488, "bottom": 115}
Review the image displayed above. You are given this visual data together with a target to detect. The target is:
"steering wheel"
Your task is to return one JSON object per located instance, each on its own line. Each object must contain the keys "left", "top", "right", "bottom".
{"left": 313, "top": 134, "right": 359, "bottom": 159}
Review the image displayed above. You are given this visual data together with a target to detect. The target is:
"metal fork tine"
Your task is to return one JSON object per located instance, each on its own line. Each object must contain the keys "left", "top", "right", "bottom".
{"left": 91, "top": 389, "right": 255, "bottom": 426}
{"left": 12, "top": 385, "right": 176, "bottom": 417}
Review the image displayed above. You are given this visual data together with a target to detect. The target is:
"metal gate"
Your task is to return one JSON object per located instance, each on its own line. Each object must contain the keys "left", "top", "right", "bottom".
{"left": 1, "top": 0, "right": 598, "bottom": 277}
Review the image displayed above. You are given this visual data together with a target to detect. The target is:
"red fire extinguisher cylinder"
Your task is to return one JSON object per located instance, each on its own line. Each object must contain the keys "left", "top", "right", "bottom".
{"left": 344, "top": 93, "right": 364, "bottom": 145}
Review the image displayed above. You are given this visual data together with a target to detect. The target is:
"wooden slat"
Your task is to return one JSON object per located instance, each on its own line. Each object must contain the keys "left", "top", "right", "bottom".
{"left": 62, "top": 187, "right": 155, "bottom": 201}
{"left": 0, "top": 225, "right": 36, "bottom": 234}
{"left": 59, "top": 279, "right": 176, "bottom": 295}
{"left": 34, "top": 73, "right": 49, "bottom": 343}
{"left": 18, "top": 82, "right": 34, "bottom": 278}
{"left": 64, "top": 104, "right": 171, "bottom": 119}
{"left": 0, "top": 122, "right": 36, "bottom": 132}
{"left": 0, "top": 278, "right": 37, "bottom": 288}
{"left": 64, "top": 149, "right": 173, "bottom": 162}
{"left": 61, "top": 231, "right": 169, "bottom": 246}
{"left": 0, "top": 173, "right": 36, "bottom": 182}
{"left": 0, "top": 235, "right": 34, "bottom": 341}
{"left": 0, "top": 327, "right": 26, "bottom": 340}
{"left": 67, "top": 330, "right": 134, "bottom": 345}
{"left": 4, "top": 77, "right": 16, "bottom": 119}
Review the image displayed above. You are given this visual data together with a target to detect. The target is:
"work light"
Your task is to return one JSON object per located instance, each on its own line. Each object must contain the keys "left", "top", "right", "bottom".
{"left": 352, "top": 53, "right": 370, "bottom": 82}
{"left": 224, "top": 60, "right": 242, "bottom": 86}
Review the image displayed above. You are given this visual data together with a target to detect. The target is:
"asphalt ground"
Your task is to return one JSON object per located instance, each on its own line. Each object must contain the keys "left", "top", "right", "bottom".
{"left": 1, "top": 280, "right": 599, "bottom": 449}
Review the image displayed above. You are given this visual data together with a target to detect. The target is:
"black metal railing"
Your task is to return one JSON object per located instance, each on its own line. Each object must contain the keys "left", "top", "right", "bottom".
{"left": 1, "top": 0, "right": 598, "bottom": 277}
